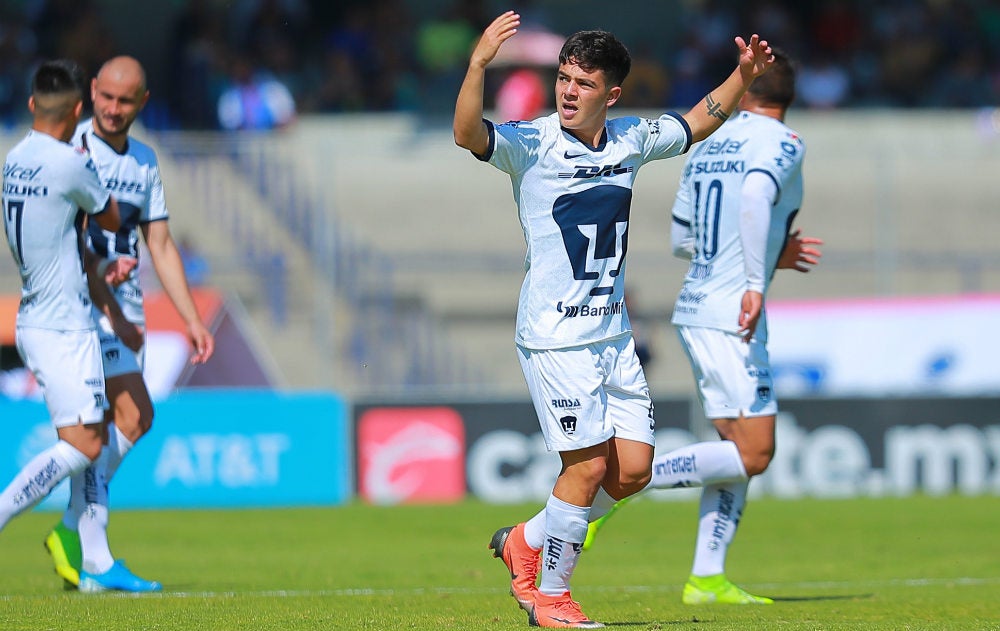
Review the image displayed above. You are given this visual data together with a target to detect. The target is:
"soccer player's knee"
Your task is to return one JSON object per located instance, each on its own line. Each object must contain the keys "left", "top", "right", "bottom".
{"left": 117, "top": 401, "right": 154, "bottom": 441}
{"left": 603, "top": 464, "right": 650, "bottom": 498}
{"left": 618, "top": 474, "right": 650, "bottom": 498}
{"left": 742, "top": 449, "right": 774, "bottom": 477}
{"left": 574, "top": 457, "right": 608, "bottom": 488}
{"left": 77, "top": 436, "right": 103, "bottom": 461}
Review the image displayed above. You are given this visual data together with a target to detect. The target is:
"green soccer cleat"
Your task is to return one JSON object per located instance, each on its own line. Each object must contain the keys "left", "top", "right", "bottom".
{"left": 44, "top": 522, "right": 82, "bottom": 589}
{"left": 582, "top": 495, "right": 634, "bottom": 551}
{"left": 682, "top": 574, "right": 774, "bottom": 605}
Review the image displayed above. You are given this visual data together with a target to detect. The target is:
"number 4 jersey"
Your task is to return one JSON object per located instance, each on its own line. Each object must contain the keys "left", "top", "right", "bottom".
{"left": 3, "top": 130, "right": 111, "bottom": 331}
{"left": 478, "top": 112, "right": 691, "bottom": 350}
{"left": 670, "top": 111, "right": 805, "bottom": 342}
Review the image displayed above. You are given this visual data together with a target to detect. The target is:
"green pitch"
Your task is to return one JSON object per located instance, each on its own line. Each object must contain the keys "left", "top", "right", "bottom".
{"left": 0, "top": 495, "right": 997, "bottom": 630}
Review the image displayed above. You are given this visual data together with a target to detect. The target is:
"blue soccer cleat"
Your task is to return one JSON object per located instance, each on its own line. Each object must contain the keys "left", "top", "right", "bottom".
{"left": 78, "top": 560, "right": 163, "bottom": 593}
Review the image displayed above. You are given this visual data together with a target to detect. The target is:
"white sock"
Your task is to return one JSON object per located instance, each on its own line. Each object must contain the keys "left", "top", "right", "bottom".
{"left": 523, "top": 508, "right": 545, "bottom": 550}
{"left": 587, "top": 487, "right": 617, "bottom": 522}
{"left": 649, "top": 441, "right": 747, "bottom": 489}
{"left": 64, "top": 423, "right": 132, "bottom": 533}
{"left": 523, "top": 486, "right": 615, "bottom": 550}
{"left": 63, "top": 469, "right": 86, "bottom": 531}
{"left": 79, "top": 503, "right": 113, "bottom": 574}
{"left": 77, "top": 448, "right": 114, "bottom": 574}
{"left": 104, "top": 423, "right": 133, "bottom": 482}
{"left": 538, "top": 494, "right": 590, "bottom": 596}
{"left": 690, "top": 480, "right": 748, "bottom": 577}
{"left": 0, "top": 441, "right": 90, "bottom": 531}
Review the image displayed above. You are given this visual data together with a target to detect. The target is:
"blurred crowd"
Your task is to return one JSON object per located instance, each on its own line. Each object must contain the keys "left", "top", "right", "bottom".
{"left": 0, "top": 0, "right": 998, "bottom": 131}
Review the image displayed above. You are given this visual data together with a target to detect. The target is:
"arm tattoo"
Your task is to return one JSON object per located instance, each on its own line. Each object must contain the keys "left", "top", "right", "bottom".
{"left": 705, "top": 93, "right": 730, "bottom": 121}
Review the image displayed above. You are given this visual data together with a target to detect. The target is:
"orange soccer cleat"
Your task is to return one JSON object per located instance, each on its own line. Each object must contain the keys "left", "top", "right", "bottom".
{"left": 528, "top": 591, "right": 604, "bottom": 628}
{"left": 489, "top": 523, "right": 540, "bottom": 612}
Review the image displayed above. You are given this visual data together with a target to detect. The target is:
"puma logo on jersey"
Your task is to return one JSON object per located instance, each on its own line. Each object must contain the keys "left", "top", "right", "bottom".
{"left": 558, "top": 163, "right": 633, "bottom": 179}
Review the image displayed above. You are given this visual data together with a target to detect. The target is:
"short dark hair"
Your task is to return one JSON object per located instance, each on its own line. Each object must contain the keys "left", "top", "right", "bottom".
{"left": 746, "top": 49, "right": 796, "bottom": 109}
{"left": 558, "top": 31, "right": 631, "bottom": 88}
{"left": 31, "top": 59, "right": 85, "bottom": 98}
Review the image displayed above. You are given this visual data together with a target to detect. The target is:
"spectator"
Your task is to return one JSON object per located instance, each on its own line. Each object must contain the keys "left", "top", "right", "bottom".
{"left": 216, "top": 53, "right": 295, "bottom": 131}
{"left": 797, "top": 54, "right": 850, "bottom": 109}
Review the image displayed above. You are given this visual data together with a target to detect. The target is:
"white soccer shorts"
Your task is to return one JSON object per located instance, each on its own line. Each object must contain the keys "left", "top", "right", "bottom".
{"left": 676, "top": 325, "right": 778, "bottom": 420}
{"left": 15, "top": 326, "right": 107, "bottom": 427}
{"left": 517, "top": 334, "right": 655, "bottom": 452}
{"left": 95, "top": 312, "right": 145, "bottom": 379}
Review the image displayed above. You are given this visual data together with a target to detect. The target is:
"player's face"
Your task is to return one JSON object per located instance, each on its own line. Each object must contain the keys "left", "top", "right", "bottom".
{"left": 555, "top": 60, "right": 621, "bottom": 145}
{"left": 91, "top": 74, "right": 148, "bottom": 139}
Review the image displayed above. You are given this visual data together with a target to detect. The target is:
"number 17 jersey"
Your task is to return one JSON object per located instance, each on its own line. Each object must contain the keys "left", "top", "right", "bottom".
{"left": 479, "top": 112, "right": 691, "bottom": 350}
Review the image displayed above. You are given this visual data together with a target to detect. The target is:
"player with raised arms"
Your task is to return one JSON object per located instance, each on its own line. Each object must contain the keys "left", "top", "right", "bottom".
{"left": 454, "top": 11, "right": 774, "bottom": 628}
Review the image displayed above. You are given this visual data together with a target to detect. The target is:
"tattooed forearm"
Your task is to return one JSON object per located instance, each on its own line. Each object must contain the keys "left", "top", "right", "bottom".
{"left": 705, "top": 93, "right": 730, "bottom": 121}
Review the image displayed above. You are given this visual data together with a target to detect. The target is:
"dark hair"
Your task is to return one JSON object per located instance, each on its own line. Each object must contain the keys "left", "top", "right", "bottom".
{"left": 558, "top": 31, "right": 631, "bottom": 87}
{"left": 31, "top": 59, "right": 85, "bottom": 97}
{"left": 746, "top": 49, "right": 796, "bottom": 109}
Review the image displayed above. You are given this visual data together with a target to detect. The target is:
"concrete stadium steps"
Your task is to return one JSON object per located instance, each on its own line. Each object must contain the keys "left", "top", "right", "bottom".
{"left": 278, "top": 111, "right": 1000, "bottom": 394}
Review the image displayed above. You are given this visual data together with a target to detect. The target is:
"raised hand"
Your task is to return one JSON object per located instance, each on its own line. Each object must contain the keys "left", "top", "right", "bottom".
{"left": 735, "top": 34, "right": 774, "bottom": 81}
{"left": 470, "top": 11, "right": 521, "bottom": 69}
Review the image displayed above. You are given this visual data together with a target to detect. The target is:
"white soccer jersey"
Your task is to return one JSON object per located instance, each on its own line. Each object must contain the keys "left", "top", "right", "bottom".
{"left": 74, "top": 119, "right": 169, "bottom": 324}
{"left": 481, "top": 112, "right": 691, "bottom": 349}
{"left": 670, "top": 111, "right": 805, "bottom": 342}
{"left": 3, "top": 130, "right": 111, "bottom": 331}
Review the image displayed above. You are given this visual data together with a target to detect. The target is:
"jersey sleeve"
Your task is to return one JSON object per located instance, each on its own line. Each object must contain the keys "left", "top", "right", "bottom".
{"left": 143, "top": 160, "right": 169, "bottom": 223}
{"left": 638, "top": 112, "right": 692, "bottom": 162}
{"left": 669, "top": 161, "right": 696, "bottom": 260}
{"left": 745, "top": 128, "right": 805, "bottom": 199}
{"left": 483, "top": 119, "right": 539, "bottom": 175}
{"left": 739, "top": 170, "right": 778, "bottom": 293}
{"left": 68, "top": 152, "right": 112, "bottom": 215}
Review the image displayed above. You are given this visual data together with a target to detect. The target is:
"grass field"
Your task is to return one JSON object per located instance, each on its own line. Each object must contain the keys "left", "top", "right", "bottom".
{"left": 0, "top": 495, "right": 997, "bottom": 630}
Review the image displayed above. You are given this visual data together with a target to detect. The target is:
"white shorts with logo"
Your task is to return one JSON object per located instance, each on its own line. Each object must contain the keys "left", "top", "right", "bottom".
{"left": 676, "top": 325, "right": 777, "bottom": 419}
{"left": 95, "top": 312, "right": 145, "bottom": 378}
{"left": 15, "top": 326, "right": 106, "bottom": 428}
{"left": 517, "top": 334, "right": 655, "bottom": 452}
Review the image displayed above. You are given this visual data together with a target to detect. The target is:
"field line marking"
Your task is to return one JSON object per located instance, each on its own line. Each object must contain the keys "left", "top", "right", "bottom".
{"left": 5, "top": 576, "right": 995, "bottom": 600}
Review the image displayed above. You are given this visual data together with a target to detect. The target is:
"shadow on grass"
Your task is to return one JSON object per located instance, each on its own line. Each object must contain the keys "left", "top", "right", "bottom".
{"left": 771, "top": 593, "right": 874, "bottom": 602}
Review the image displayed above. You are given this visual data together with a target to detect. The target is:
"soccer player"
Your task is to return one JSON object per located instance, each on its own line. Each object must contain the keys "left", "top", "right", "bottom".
{"left": 0, "top": 59, "right": 124, "bottom": 532}
{"left": 454, "top": 11, "right": 774, "bottom": 628}
{"left": 585, "top": 51, "right": 823, "bottom": 605}
{"left": 43, "top": 55, "right": 215, "bottom": 593}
